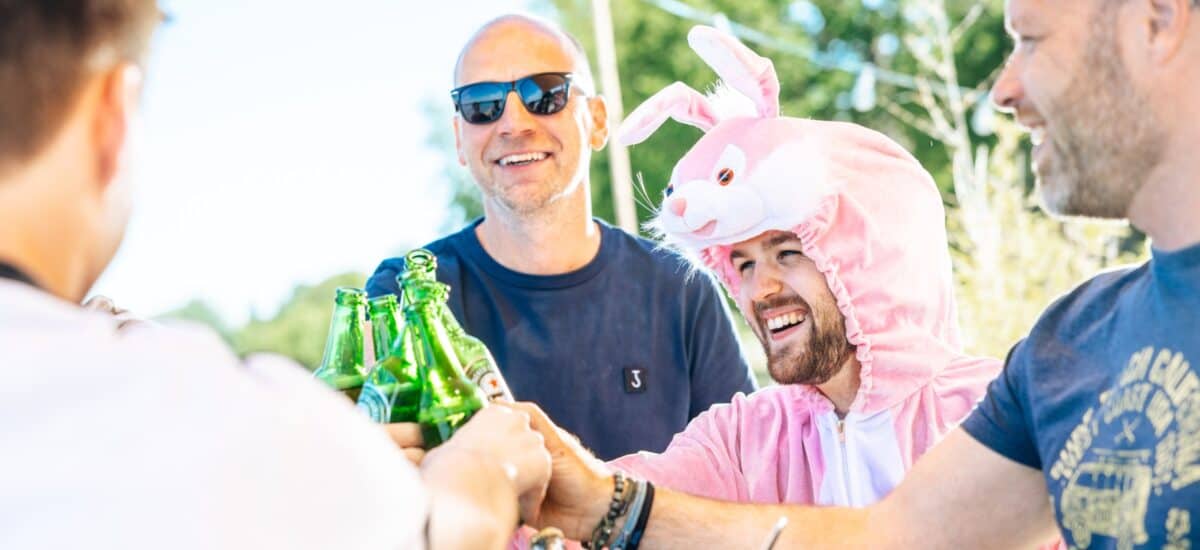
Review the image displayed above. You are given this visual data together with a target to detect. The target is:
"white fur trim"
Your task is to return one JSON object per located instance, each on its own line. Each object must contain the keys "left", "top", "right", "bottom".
{"left": 704, "top": 81, "right": 757, "bottom": 122}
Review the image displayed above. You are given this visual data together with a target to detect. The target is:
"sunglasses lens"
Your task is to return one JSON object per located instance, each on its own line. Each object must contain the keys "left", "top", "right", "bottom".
{"left": 457, "top": 83, "right": 507, "bottom": 124}
{"left": 518, "top": 74, "right": 570, "bottom": 115}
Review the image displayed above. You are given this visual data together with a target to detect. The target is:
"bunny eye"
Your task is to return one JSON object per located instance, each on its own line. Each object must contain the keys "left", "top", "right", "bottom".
{"left": 665, "top": 184, "right": 675, "bottom": 197}
{"left": 717, "top": 168, "right": 735, "bottom": 186}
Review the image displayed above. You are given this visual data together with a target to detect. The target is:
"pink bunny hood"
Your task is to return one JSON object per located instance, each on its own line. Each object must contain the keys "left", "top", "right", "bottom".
{"left": 619, "top": 26, "right": 996, "bottom": 417}
{"left": 509, "top": 27, "right": 1003, "bottom": 547}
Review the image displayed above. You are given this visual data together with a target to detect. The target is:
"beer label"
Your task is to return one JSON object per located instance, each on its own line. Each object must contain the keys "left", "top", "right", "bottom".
{"left": 357, "top": 384, "right": 390, "bottom": 423}
{"left": 465, "top": 359, "right": 513, "bottom": 401}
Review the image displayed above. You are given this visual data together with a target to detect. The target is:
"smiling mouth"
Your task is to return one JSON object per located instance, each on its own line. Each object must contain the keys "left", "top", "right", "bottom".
{"left": 692, "top": 220, "right": 717, "bottom": 237}
{"left": 496, "top": 152, "right": 550, "bottom": 167}
{"left": 765, "top": 310, "right": 807, "bottom": 335}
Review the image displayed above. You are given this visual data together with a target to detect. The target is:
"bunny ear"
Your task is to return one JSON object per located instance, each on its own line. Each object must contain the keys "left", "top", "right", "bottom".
{"left": 687, "top": 25, "right": 780, "bottom": 119}
{"left": 617, "top": 82, "right": 721, "bottom": 146}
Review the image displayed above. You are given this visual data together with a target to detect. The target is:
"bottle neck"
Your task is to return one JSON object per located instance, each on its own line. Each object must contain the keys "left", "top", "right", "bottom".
{"left": 412, "top": 302, "right": 464, "bottom": 375}
{"left": 437, "top": 302, "right": 466, "bottom": 336}
{"left": 371, "top": 304, "right": 400, "bottom": 355}
{"left": 319, "top": 303, "right": 366, "bottom": 373}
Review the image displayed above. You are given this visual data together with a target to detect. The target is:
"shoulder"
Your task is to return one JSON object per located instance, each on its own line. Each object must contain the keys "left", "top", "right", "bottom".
{"left": 117, "top": 324, "right": 423, "bottom": 496}
{"left": 601, "top": 223, "right": 719, "bottom": 293}
{"left": 367, "top": 225, "right": 473, "bottom": 295}
{"left": 691, "top": 385, "right": 823, "bottom": 428}
{"left": 1011, "top": 262, "right": 1147, "bottom": 368}
{"left": 1026, "top": 262, "right": 1145, "bottom": 342}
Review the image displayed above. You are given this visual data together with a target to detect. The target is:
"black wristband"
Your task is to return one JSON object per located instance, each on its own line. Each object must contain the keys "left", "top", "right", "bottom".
{"left": 626, "top": 481, "right": 655, "bottom": 550}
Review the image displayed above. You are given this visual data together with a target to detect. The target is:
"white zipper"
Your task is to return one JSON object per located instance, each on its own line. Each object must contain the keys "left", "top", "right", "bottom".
{"left": 836, "top": 418, "right": 853, "bottom": 503}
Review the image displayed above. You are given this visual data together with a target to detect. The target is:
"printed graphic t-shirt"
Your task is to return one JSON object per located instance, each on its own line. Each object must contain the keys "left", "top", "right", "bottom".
{"left": 963, "top": 243, "right": 1200, "bottom": 549}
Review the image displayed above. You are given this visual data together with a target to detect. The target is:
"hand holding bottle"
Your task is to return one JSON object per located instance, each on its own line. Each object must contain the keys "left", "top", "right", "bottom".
{"left": 426, "top": 405, "right": 552, "bottom": 522}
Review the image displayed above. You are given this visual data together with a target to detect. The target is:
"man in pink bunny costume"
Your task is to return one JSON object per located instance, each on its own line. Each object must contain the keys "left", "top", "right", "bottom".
{"left": 510, "top": 25, "right": 1004, "bottom": 546}
{"left": 604, "top": 25, "right": 1000, "bottom": 507}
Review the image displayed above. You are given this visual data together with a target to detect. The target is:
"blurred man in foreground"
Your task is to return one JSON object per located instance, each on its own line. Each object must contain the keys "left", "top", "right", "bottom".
{"left": 0, "top": 2, "right": 548, "bottom": 548}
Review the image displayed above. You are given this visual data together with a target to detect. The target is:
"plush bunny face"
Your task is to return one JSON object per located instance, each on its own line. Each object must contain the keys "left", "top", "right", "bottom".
{"left": 656, "top": 117, "right": 835, "bottom": 251}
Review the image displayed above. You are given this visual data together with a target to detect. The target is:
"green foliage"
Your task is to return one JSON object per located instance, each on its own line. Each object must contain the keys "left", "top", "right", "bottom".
{"left": 230, "top": 272, "right": 368, "bottom": 370}
{"left": 542, "top": 0, "right": 1009, "bottom": 225}
{"left": 947, "top": 120, "right": 1146, "bottom": 358}
{"left": 423, "top": 97, "right": 484, "bottom": 232}
{"left": 160, "top": 1, "right": 1145, "bottom": 384}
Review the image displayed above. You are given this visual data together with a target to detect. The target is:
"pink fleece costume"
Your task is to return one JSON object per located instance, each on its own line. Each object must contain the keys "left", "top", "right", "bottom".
{"left": 511, "top": 28, "right": 1002, "bottom": 548}
{"left": 602, "top": 26, "right": 1002, "bottom": 508}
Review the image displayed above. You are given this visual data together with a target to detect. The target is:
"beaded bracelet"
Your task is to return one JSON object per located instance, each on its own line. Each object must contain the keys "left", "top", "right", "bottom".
{"left": 610, "top": 479, "right": 648, "bottom": 550}
{"left": 584, "top": 471, "right": 632, "bottom": 549}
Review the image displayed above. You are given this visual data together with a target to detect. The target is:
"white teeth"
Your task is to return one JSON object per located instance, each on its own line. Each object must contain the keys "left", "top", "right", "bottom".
{"left": 498, "top": 152, "right": 548, "bottom": 166}
{"left": 1031, "top": 128, "right": 1045, "bottom": 146}
{"left": 765, "top": 312, "right": 807, "bottom": 331}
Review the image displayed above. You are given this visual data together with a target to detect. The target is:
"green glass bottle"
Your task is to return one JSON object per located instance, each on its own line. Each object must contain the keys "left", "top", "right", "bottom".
{"left": 403, "top": 248, "right": 513, "bottom": 402}
{"left": 312, "top": 287, "right": 368, "bottom": 403}
{"left": 368, "top": 294, "right": 401, "bottom": 364}
{"left": 434, "top": 285, "right": 514, "bottom": 402}
{"left": 357, "top": 312, "right": 423, "bottom": 423}
{"left": 405, "top": 248, "right": 437, "bottom": 279}
{"left": 406, "top": 278, "right": 486, "bottom": 448}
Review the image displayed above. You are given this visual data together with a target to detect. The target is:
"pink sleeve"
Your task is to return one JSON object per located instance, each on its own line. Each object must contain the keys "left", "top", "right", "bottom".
{"left": 608, "top": 399, "right": 750, "bottom": 501}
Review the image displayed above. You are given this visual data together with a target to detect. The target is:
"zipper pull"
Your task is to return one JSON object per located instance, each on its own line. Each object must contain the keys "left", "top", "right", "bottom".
{"left": 837, "top": 419, "right": 846, "bottom": 443}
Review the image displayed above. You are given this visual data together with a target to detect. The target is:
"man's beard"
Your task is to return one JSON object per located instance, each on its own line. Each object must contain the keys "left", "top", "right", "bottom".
{"left": 758, "top": 295, "right": 855, "bottom": 386}
{"left": 1036, "top": 4, "right": 1165, "bottom": 219}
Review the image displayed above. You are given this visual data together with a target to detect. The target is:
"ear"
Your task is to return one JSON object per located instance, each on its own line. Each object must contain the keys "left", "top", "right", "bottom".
{"left": 617, "top": 82, "right": 719, "bottom": 146}
{"left": 1145, "top": 0, "right": 1192, "bottom": 63}
{"left": 93, "top": 64, "right": 142, "bottom": 191}
{"left": 588, "top": 95, "right": 610, "bottom": 150}
{"left": 687, "top": 25, "right": 780, "bottom": 118}
{"left": 452, "top": 116, "right": 467, "bottom": 166}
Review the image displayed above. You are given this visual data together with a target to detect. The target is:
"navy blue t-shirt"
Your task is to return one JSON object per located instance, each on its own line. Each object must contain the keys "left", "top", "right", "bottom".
{"left": 963, "top": 243, "right": 1200, "bottom": 549}
{"left": 366, "top": 218, "right": 756, "bottom": 460}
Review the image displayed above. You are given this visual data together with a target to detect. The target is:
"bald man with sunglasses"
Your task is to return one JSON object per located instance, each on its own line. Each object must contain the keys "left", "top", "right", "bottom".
{"left": 366, "top": 14, "right": 756, "bottom": 461}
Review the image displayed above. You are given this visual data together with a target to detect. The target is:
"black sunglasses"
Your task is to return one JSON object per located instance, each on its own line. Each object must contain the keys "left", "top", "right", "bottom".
{"left": 451, "top": 72, "right": 577, "bottom": 124}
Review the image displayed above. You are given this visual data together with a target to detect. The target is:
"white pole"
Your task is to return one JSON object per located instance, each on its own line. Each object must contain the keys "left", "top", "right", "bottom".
{"left": 591, "top": 0, "right": 639, "bottom": 234}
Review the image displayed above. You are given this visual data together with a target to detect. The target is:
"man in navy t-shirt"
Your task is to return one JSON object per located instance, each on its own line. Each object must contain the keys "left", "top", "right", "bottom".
{"left": 504, "top": 2, "right": 1200, "bottom": 548}
{"left": 368, "top": 15, "right": 754, "bottom": 460}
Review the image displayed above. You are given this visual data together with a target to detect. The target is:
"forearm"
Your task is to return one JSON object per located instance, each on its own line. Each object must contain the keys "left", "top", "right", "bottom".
{"left": 628, "top": 430, "right": 1059, "bottom": 549}
{"left": 421, "top": 449, "right": 519, "bottom": 550}
{"left": 633, "top": 488, "right": 874, "bottom": 550}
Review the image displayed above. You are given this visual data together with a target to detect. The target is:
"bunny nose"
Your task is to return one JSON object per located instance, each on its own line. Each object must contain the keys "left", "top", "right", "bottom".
{"left": 668, "top": 197, "right": 687, "bottom": 217}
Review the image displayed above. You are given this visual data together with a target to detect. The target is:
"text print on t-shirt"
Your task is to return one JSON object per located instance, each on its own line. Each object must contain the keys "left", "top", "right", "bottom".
{"left": 1049, "top": 346, "right": 1200, "bottom": 549}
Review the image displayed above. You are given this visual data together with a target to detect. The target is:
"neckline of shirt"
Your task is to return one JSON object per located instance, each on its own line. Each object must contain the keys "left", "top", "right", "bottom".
{"left": 1151, "top": 240, "right": 1200, "bottom": 276}
{"left": 453, "top": 217, "right": 619, "bottom": 290}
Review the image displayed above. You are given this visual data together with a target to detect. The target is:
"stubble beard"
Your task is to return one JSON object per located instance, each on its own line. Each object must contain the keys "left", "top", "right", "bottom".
{"left": 1037, "top": 6, "right": 1165, "bottom": 220}
{"left": 760, "top": 296, "right": 855, "bottom": 386}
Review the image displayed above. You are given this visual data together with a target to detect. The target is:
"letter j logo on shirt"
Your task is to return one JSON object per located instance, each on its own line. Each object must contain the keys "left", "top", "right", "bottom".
{"left": 623, "top": 367, "right": 647, "bottom": 394}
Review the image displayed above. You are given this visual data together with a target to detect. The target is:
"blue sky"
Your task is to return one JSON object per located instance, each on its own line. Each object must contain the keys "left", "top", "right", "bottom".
{"left": 94, "top": 0, "right": 534, "bottom": 323}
